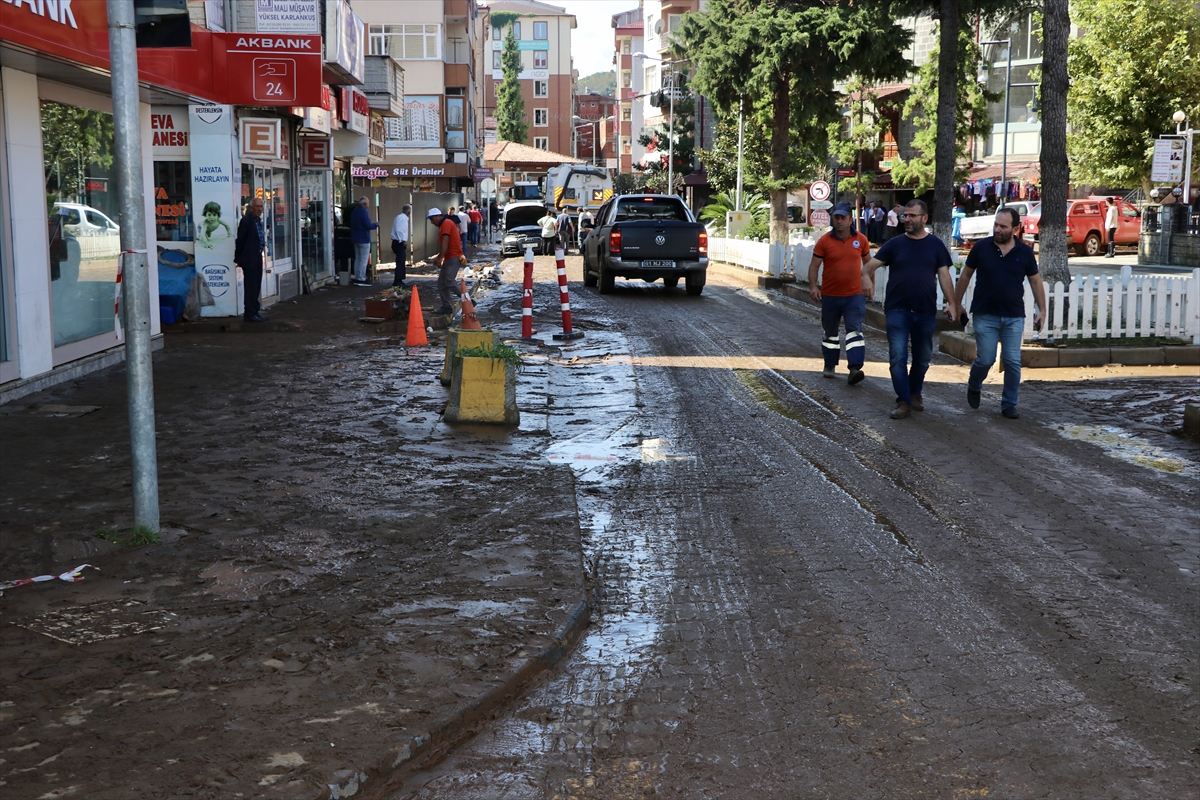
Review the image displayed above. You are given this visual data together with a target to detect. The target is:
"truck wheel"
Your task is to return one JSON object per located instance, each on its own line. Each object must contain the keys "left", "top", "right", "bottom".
{"left": 663, "top": 276, "right": 679, "bottom": 290}
{"left": 1080, "top": 232, "right": 1101, "bottom": 257}
{"left": 598, "top": 262, "right": 614, "bottom": 294}
{"left": 685, "top": 271, "right": 705, "bottom": 297}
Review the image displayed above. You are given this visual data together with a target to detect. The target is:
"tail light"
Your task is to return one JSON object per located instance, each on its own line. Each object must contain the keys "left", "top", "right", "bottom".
{"left": 698, "top": 230, "right": 708, "bottom": 254}
{"left": 609, "top": 229, "right": 622, "bottom": 254}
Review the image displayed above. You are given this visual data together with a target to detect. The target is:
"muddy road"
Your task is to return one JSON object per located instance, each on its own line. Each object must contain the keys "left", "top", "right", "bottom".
{"left": 396, "top": 262, "right": 1199, "bottom": 798}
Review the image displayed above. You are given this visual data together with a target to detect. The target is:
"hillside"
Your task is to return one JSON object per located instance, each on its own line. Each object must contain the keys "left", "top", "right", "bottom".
{"left": 575, "top": 70, "right": 616, "bottom": 98}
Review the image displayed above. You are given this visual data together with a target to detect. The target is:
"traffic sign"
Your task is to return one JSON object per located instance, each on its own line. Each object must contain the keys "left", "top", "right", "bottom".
{"left": 809, "top": 181, "right": 831, "bottom": 202}
{"left": 810, "top": 209, "right": 831, "bottom": 228}
{"left": 809, "top": 200, "right": 833, "bottom": 210}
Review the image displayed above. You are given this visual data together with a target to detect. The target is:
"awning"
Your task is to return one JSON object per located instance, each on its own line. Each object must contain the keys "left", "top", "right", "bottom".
{"left": 968, "top": 161, "right": 1040, "bottom": 181}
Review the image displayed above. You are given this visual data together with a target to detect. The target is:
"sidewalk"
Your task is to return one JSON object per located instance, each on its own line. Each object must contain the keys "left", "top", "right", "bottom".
{"left": 0, "top": 251, "right": 591, "bottom": 799}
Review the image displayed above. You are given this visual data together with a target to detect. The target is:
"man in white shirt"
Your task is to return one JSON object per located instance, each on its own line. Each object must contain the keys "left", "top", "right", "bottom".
{"left": 456, "top": 206, "right": 470, "bottom": 253}
{"left": 390, "top": 204, "right": 410, "bottom": 287}
{"left": 885, "top": 203, "right": 900, "bottom": 241}
{"left": 1104, "top": 197, "right": 1119, "bottom": 258}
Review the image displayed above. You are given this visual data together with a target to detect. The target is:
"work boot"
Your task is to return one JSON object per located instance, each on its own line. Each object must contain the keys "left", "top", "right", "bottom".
{"left": 823, "top": 365, "right": 836, "bottom": 378}
{"left": 890, "top": 401, "right": 912, "bottom": 420}
{"left": 910, "top": 393, "right": 924, "bottom": 411}
{"left": 847, "top": 368, "right": 865, "bottom": 386}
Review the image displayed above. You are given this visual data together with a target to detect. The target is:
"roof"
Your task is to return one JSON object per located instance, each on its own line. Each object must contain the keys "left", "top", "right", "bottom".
{"left": 482, "top": 0, "right": 574, "bottom": 20}
{"left": 484, "top": 140, "right": 582, "bottom": 167}
{"left": 969, "top": 161, "right": 1040, "bottom": 181}
{"left": 847, "top": 83, "right": 911, "bottom": 103}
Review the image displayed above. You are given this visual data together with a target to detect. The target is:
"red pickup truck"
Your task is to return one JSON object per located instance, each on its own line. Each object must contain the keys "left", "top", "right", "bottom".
{"left": 1021, "top": 196, "right": 1141, "bottom": 256}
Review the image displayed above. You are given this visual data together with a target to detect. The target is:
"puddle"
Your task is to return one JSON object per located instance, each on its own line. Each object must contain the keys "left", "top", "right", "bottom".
{"left": 18, "top": 601, "right": 175, "bottom": 645}
{"left": 1051, "top": 423, "right": 1197, "bottom": 476}
{"left": 639, "top": 438, "right": 694, "bottom": 462}
{"left": 23, "top": 405, "right": 102, "bottom": 417}
{"left": 198, "top": 562, "right": 302, "bottom": 599}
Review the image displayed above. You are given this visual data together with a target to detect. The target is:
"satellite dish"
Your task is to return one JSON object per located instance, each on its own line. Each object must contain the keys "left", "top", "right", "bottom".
{"left": 654, "top": 18, "right": 665, "bottom": 34}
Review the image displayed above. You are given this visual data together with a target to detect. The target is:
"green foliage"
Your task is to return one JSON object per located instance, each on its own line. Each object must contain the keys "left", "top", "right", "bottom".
{"left": 699, "top": 190, "right": 767, "bottom": 234}
{"left": 489, "top": 11, "right": 520, "bottom": 29}
{"left": 636, "top": 74, "right": 695, "bottom": 194}
{"left": 614, "top": 172, "right": 648, "bottom": 195}
{"left": 1067, "top": 0, "right": 1200, "bottom": 191}
{"left": 95, "top": 524, "right": 161, "bottom": 548}
{"left": 890, "top": 30, "right": 996, "bottom": 194}
{"left": 41, "top": 101, "right": 114, "bottom": 214}
{"left": 826, "top": 77, "right": 895, "bottom": 201}
{"left": 576, "top": 70, "right": 616, "bottom": 97}
{"left": 496, "top": 27, "right": 527, "bottom": 143}
{"left": 698, "top": 113, "right": 772, "bottom": 196}
{"left": 455, "top": 343, "right": 525, "bottom": 372}
{"left": 740, "top": 219, "right": 770, "bottom": 240}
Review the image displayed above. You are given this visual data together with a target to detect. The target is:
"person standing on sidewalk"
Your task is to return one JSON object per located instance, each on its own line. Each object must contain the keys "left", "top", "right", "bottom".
{"left": 953, "top": 207, "right": 1046, "bottom": 420}
{"left": 538, "top": 207, "right": 559, "bottom": 256}
{"left": 862, "top": 199, "right": 961, "bottom": 420}
{"left": 389, "top": 204, "right": 410, "bottom": 288}
{"left": 428, "top": 208, "right": 464, "bottom": 315}
{"left": 455, "top": 206, "right": 470, "bottom": 253}
{"left": 234, "top": 197, "right": 267, "bottom": 322}
{"left": 467, "top": 202, "right": 482, "bottom": 247}
{"left": 1104, "top": 196, "right": 1119, "bottom": 258}
{"left": 556, "top": 207, "right": 575, "bottom": 254}
{"left": 808, "top": 201, "right": 870, "bottom": 385}
{"left": 350, "top": 197, "right": 378, "bottom": 287}
{"left": 885, "top": 203, "right": 900, "bottom": 241}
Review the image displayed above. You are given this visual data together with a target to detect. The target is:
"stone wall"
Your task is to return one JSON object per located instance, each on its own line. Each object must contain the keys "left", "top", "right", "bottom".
{"left": 1139, "top": 232, "right": 1200, "bottom": 267}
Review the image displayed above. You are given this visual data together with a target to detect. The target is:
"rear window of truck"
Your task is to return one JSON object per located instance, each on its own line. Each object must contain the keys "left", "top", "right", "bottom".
{"left": 614, "top": 198, "right": 690, "bottom": 222}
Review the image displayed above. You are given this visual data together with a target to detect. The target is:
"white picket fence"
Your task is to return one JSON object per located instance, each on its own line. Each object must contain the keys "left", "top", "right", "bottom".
{"left": 708, "top": 236, "right": 1200, "bottom": 343}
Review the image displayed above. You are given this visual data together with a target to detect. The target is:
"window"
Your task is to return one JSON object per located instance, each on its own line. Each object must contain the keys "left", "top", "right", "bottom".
{"left": 534, "top": 80, "right": 548, "bottom": 97}
{"left": 494, "top": 83, "right": 500, "bottom": 98}
{"left": 622, "top": 40, "right": 631, "bottom": 55}
{"left": 668, "top": 14, "right": 684, "bottom": 33}
{"left": 493, "top": 50, "right": 501, "bottom": 69}
{"left": 533, "top": 21, "right": 547, "bottom": 39}
{"left": 513, "top": 21, "right": 521, "bottom": 39}
{"left": 621, "top": 71, "right": 631, "bottom": 88}
{"left": 533, "top": 49, "right": 548, "bottom": 68}
{"left": 590, "top": 102, "right": 596, "bottom": 107}
{"left": 492, "top": 25, "right": 500, "bottom": 40}
{"left": 534, "top": 108, "right": 549, "bottom": 126}
{"left": 623, "top": 107, "right": 631, "bottom": 121}
{"left": 534, "top": 137, "right": 549, "bottom": 150}
{"left": 645, "top": 65, "right": 657, "bottom": 92}
{"left": 369, "top": 24, "right": 441, "bottom": 60}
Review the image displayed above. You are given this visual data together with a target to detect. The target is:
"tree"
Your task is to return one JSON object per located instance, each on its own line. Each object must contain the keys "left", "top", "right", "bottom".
{"left": 41, "top": 101, "right": 114, "bottom": 213}
{"left": 636, "top": 74, "right": 695, "bottom": 194}
{"left": 827, "top": 78, "right": 895, "bottom": 216}
{"left": 890, "top": 30, "right": 995, "bottom": 194}
{"left": 699, "top": 190, "right": 767, "bottom": 234}
{"left": 680, "top": 0, "right": 909, "bottom": 242}
{"left": 495, "top": 22, "right": 527, "bottom": 144}
{"left": 1066, "top": 0, "right": 1200, "bottom": 195}
{"left": 1038, "top": 0, "right": 1071, "bottom": 288}
{"left": 698, "top": 112, "right": 772, "bottom": 200}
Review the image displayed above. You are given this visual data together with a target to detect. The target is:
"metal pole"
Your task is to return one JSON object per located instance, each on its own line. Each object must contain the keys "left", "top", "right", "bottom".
{"left": 736, "top": 97, "right": 745, "bottom": 211}
{"left": 107, "top": 0, "right": 160, "bottom": 533}
{"left": 1183, "top": 118, "right": 1193, "bottom": 210}
{"left": 1000, "top": 37, "right": 1012, "bottom": 206}
{"left": 668, "top": 72, "right": 675, "bottom": 196}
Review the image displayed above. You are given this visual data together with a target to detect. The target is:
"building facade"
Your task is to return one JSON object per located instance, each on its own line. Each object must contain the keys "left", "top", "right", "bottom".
{"left": 481, "top": 0, "right": 576, "bottom": 155}
{"left": 611, "top": 7, "right": 645, "bottom": 175}
{"left": 574, "top": 92, "right": 616, "bottom": 165}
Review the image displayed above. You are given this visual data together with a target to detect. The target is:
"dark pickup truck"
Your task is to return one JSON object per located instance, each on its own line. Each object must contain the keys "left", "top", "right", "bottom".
{"left": 581, "top": 194, "right": 709, "bottom": 295}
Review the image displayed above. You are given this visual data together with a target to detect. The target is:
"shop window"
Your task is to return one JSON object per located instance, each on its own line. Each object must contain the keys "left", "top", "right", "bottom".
{"left": 534, "top": 80, "right": 548, "bottom": 97}
{"left": 534, "top": 50, "right": 548, "bottom": 69}
{"left": 534, "top": 108, "right": 549, "bottom": 127}
{"left": 153, "top": 161, "right": 193, "bottom": 242}
{"left": 271, "top": 168, "right": 292, "bottom": 261}
{"left": 534, "top": 21, "right": 547, "bottom": 39}
{"left": 41, "top": 99, "right": 120, "bottom": 349}
{"left": 534, "top": 137, "right": 549, "bottom": 150}
{"left": 369, "top": 24, "right": 441, "bottom": 60}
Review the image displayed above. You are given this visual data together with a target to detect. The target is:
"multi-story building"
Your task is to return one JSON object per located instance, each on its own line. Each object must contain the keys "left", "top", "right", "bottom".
{"left": 574, "top": 92, "right": 616, "bottom": 165}
{"left": 480, "top": 0, "right": 576, "bottom": 154}
{"left": 612, "top": 7, "right": 645, "bottom": 174}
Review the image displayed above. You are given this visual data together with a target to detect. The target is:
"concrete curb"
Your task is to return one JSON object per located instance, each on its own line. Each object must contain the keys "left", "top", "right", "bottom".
{"left": 939, "top": 331, "right": 1200, "bottom": 369}
{"left": 324, "top": 587, "right": 596, "bottom": 800}
{"left": 778, "top": 283, "right": 963, "bottom": 332}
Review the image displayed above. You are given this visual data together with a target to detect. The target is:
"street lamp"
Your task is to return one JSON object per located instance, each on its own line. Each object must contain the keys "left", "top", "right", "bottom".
{"left": 633, "top": 52, "right": 691, "bottom": 197}
{"left": 979, "top": 34, "right": 1038, "bottom": 205}
{"left": 1174, "top": 110, "right": 1195, "bottom": 210}
{"left": 571, "top": 118, "right": 593, "bottom": 161}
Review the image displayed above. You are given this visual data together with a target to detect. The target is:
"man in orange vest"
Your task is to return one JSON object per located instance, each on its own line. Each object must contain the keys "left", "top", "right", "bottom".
{"left": 427, "top": 208, "right": 464, "bottom": 315}
{"left": 808, "top": 201, "right": 871, "bottom": 385}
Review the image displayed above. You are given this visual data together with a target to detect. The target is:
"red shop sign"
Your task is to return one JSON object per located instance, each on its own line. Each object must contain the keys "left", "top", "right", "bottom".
{"left": 217, "top": 34, "right": 323, "bottom": 107}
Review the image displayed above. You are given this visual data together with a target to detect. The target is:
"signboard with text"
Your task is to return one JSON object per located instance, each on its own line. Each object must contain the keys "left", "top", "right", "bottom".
{"left": 219, "top": 34, "right": 323, "bottom": 106}
{"left": 189, "top": 105, "right": 241, "bottom": 318}
{"left": 1151, "top": 138, "right": 1185, "bottom": 183}
{"left": 256, "top": 0, "right": 319, "bottom": 33}
{"left": 151, "top": 106, "right": 191, "bottom": 159}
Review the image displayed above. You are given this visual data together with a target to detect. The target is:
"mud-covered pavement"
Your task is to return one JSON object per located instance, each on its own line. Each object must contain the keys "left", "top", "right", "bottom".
{"left": 1, "top": 252, "right": 1197, "bottom": 799}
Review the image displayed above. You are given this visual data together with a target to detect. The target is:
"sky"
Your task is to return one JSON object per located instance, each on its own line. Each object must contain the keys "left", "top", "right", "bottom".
{"left": 558, "top": 0, "right": 638, "bottom": 77}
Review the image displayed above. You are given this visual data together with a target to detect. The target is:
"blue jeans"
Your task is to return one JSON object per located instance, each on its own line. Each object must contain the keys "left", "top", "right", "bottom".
{"left": 969, "top": 314, "right": 1024, "bottom": 410}
{"left": 353, "top": 242, "right": 371, "bottom": 281}
{"left": 885, "top": 308, "right": 937, "bottom": 404}
{"left": 821, "top": 294, "right": 866, "bottom": 369}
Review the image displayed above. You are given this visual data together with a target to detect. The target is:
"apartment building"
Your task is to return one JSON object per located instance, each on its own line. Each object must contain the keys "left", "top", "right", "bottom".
{"left": 612, "top": 7, "right": 645, "bottom": 174}
{"left": 481, "top": 0, "right": 576, "bottom": 155}
{"left": 574, "top": 92, "right": 616, "bottom": 165}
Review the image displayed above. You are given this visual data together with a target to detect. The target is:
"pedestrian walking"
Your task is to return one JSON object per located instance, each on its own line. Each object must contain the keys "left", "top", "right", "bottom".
{"left": 871, "top": 202, "right": 886, "bottom": 244}
{"left": 862, "top": 199, "right": 961, "bottom": 419}
{"left": 538, "top": 207, "right": 559, "bottom": 256}
{"left": 1104, "top": 197, "right": 1119, "bottom": 258}
{"left": 556, "top": 207, "right": 574, "bottom": 254}
{"left": 808, "top": 201, "right": 870, "bottom": 385}
{"left": 234, "top": 196, "right": 267, "bottom": 322}
{"left": 953, "top": 207, "right": 1046, "bottom": 420}
{"left": 390, "top": 204, "right": 410, "bottom": 287}
{"left": 859, "top": 203, "right": 871, "bottom": 238}
{"left": 467, "top": 202, "right": 482, "bottom": 247}
{"left": 427, "top": 207, "right": 464, "bottom": 315}
{"left": 885, "top": 203, "right": 900, "bottom": 241}
{"left": 951, "top": 204, "right": 966, "bottom": 249}
{"left": 350, "top": 197, "right": 378, "bottom": 286}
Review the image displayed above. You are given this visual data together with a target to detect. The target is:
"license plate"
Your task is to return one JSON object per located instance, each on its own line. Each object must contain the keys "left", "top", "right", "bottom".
{"left": 642, "top": 260, "right": 675, "bottom": 268}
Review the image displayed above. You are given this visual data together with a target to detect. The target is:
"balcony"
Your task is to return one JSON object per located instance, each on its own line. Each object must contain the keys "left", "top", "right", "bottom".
{"left": 445, "top": 62, "right": 470, "bottom": 88}
{"left": 444, "top": 0, "right": 469, "bottom": 20}
{"left": 363, "top": 56, "right": 405, "bottom": 117}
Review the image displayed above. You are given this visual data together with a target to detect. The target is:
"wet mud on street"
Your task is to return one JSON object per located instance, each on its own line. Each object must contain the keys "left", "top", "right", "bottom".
{"left": 395, "top": 259, "right": 1198, "bottom": 799}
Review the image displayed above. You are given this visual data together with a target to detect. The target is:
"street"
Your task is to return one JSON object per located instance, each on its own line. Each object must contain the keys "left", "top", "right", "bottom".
{"left": 392, "top": 255, "right": 1199, "bottom": 799}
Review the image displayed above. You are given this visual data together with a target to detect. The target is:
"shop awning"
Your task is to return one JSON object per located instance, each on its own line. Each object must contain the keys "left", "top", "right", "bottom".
{"left": 968, "top": 161, "right": 1041, "bottom": 181}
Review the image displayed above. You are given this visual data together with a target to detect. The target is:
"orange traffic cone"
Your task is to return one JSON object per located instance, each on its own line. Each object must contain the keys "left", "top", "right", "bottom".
{"left": 406, "top": 285, "right": 428, "bottom": 346}
{"left": 459, "top": 279, "right": 482, "bottom": 330}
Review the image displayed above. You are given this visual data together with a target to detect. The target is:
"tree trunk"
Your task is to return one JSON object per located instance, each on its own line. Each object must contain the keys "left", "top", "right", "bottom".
{"left": 932, "top": 0, "right": 960, "bottom": 243}
{"left": 770, "top": 76, "right": 790, "bottom": 243}
{"left": 1039, "top": 0, "right": 1071, "bottom": 290}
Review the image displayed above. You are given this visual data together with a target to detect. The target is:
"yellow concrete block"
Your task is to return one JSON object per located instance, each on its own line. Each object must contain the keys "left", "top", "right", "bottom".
{"left": 441, "top": 329, "right": 497, "bottom": 386}
{"left": 444, "top": 356, "right": 519, "bottom": 425}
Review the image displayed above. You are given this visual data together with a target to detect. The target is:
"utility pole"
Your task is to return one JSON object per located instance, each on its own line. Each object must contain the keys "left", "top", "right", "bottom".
{"left": 735, "top": 96, "right": 745, "bottom": 211}
{"left": 107, "top": 0, "right": 160, "bottom": 533}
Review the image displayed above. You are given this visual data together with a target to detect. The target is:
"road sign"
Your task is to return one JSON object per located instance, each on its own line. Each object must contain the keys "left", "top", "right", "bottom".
{"left": 810, "top": 209, "right": 830, "bottom": 228}
{"left": 809, "top": 181, "right": 831, "bottom": 202}
{"left": 809, "top": 200, "right": 833, "bottom": 210}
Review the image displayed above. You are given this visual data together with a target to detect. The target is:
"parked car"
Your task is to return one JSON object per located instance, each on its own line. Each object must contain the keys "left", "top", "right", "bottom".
{"left": 581, "top": 194, "right": 709, "bottom": 296}
{"left": 958, "top": 201, "right": 1040, "bottom": 242}
{"left": 499, "top": 201, "right": 548, "bottom": 257}
{"left": 1021, "top": 196, "right": 1141, "bottom": 256}
{"left": 53, "top": 202, "right": 120, "bottom": 237}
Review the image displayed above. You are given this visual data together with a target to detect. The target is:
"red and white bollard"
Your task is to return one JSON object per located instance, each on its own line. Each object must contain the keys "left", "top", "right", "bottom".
{"left": 552, "top": 247, "right": 584, "bottom": 340}
{"left": 519, "top": 245, "right": 541, "bottom": 343}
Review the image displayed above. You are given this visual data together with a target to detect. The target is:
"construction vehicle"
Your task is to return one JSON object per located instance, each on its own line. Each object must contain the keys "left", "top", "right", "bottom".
{"left": 545, "top": 164, "right": 613, "bottom": 214}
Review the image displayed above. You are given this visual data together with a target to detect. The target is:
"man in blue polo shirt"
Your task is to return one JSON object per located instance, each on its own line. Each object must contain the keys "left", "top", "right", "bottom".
{"left": 953, "top": 206, "right": 1047, "bottom": 419}
{"left": 863, "top": 199, "right": 961, "bottom": 419}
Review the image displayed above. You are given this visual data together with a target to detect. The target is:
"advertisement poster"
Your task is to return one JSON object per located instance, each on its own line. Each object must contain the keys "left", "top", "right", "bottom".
{"left": 386, "top": 96, "right": 441, "bottom": 149}
{"left": 323, "top": 0, "right": 365, "bottom": 84}
{"left": 1151, "top": 138, "right": 1184, "bottom": 183}
{"left": 256, "top": 0, "right": 319, "bottom": 33}
{"left": 189, "top": 104, "right": 241, "bottom": 318}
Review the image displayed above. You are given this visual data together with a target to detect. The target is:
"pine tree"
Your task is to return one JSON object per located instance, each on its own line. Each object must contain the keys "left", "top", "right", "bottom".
{"left": 827, "top": 78, "right": 896, "bottom": 219}
{"left": 495, "top": 24, "right": 527, "bottom": 144}
{"left": 636, "top": 74, "right": 695, "bottom": 194}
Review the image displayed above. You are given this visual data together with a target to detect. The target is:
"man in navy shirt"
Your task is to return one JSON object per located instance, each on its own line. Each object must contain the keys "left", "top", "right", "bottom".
{"left": 953, "top": 207, "right": 1047, "bottom": 419}
{"left": 863, "top": 199, "right": 961, "bottom": 419}
{"left": 234, "top": 197, "right": 266, "bottom": 322}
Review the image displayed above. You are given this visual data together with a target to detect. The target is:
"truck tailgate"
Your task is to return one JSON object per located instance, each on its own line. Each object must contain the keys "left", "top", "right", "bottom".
{"left": 617, "top": 221, "right": 703, "bottom": 259}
